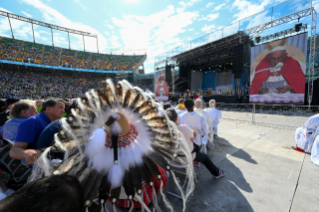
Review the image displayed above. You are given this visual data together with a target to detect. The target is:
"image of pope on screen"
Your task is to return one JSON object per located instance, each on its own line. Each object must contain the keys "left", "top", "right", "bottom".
{"left": 249, "top": 33, "right": 307, "bottom": 104}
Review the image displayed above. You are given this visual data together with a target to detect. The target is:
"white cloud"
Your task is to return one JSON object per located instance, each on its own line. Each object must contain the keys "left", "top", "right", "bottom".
{"left": 0, "top": 7, "right": 12, "bottom": 13}
{"left": 107, "top": 25, "right": 114, "bottom": 29}
{"left": 21, "top": 11, "right": 32, "bottom": 17}
{"left": 231, "top": 0, "right": 271, "bottom": 21}
{"left": 200, "top": 13, "right": 219, "bottom": 21}
{"left": 185, "top": 0, "right": 200, "bottom": 7}
{"left": 213, "top": 3, "right": 226, "bottom": 11}
{"left": 19, "top": 0, "right": 108, "bottom": 52}
{"left": 74, "top": 0, "right": 86, "bottom": 10}
{"left": 112, "top": 5, "right": 198, "bottom": 72}
{"left": 206, "top": 2, "right": 214, "bottom": 8}
{"left": 201, "top": 24, "right": 215, "bottom": 32}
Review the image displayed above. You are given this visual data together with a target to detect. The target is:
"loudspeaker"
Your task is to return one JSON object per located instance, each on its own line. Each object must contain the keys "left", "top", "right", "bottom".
{"left": 179, "top": 64, "right": 190, "bottom": 79}
{"left": 165, "top": 65, "right": 172, "bottom": 84}
{"left": 232, "top": 44, "right": 244, "bottom": 79}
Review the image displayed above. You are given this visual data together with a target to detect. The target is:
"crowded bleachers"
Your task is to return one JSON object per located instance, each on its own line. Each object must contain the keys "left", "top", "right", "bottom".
{"left": 75, "top": 52, "right": 90, "bottom": 69}
{"left": 18, "top": 42, "right": 43, "bottom": 63}
{"left": 60, "top": 49, "right": 77, "bottom": 67}
{"left": 90, "top": 53, "right": 105, "bottom": 70}
{"left": 66, "top": 73, "right": 105, "bottom": 98}
{"left": 3, "top": 70, "right": 41, "bottom": 99}
{"left": 40, "top": 71, "right": 70, "bottom": 98}
{"left": 0, "top": 36, "right": 145, "bottom": 71}
{"left": 0, "top": 38, "right": 23, "bottom": 61}
{"left": 42, "top": 46, "right": 61, "bottom": 66}
{"left": 0, "top": 68, "right": 13, "bottom": 90}
{"left": 0, "top": 68, "right": 111, "bottom": 99}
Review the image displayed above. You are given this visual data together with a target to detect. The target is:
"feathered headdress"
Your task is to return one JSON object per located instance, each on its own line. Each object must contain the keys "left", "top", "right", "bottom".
{"left": 29, "top": 79, "right": 194, "bottom": 212}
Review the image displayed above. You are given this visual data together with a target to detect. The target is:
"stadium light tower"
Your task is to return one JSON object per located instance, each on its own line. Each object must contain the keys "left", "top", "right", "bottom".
{"left": 0, "top": 10, "right": 98, "bottom": 52}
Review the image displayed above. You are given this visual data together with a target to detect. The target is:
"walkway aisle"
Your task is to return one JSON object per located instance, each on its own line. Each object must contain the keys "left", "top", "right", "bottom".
{"left": 168, "top": 121, "right": 319, "bottom": 212}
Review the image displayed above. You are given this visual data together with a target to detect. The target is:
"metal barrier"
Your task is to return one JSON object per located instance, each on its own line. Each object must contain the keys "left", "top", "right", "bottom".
{"left": 211, "top": 103, "right": 319, "bottom": 129}
{"left": 171, "top": 101, "right": 318, "bottom": 129}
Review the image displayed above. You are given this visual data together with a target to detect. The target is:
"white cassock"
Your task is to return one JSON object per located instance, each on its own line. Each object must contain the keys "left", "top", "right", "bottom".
{"left": 179, "top": 111, "right": 208, "bottom": 148}
{"left": 311, "top": 136, "right": 319, "bottom": 167}
{"left": 204, "top": 107, "right": 222, "bottom": 135}
{"left": 294, "top": 114, "right": 319, "bottom": 151}
{"left": 194, "top": 108, "right": 214, "bottom": 147}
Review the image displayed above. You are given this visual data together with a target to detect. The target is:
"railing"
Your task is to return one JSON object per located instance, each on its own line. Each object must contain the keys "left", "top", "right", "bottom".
{"left": 209, "top": 103, "right": 319, "bottom": 129}
{"left": 172, "top": 101, "right": 318, "bottom": 129}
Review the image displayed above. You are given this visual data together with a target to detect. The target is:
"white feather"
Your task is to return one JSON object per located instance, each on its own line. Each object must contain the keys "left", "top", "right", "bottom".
{"left": 112, "top": 121, "right": 122, "bottom": 134}
{"left": 110, "top": 112, "right": 119, "bottom": 120}
{"left": 108, "top": 164, "right": 124, "bottom": 188}
{"left": 86, "top": 128, "right": 106, "bottom": 158}
{"left": 92, "top": 147, "right": 113, "bottom": 173}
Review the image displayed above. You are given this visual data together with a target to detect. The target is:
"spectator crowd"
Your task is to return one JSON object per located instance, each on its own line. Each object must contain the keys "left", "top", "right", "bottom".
{"left": 0, "top": 36, "right": 144, "bottom": 71}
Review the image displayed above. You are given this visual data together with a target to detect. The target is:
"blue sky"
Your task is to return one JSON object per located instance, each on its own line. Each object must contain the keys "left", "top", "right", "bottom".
{"left": 0, "top": 0, "right": 317, "bottom": 73}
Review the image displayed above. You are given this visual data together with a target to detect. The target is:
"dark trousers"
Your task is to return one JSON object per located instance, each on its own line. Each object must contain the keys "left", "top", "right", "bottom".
{"left": 194, "top": 152, "right": 219, "bottom": 176}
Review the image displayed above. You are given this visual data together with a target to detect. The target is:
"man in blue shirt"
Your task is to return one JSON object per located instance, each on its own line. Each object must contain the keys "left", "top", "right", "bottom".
{"left": 10, "top": 99, "right": 65, "bottom": 165}
{"left": 3, "top": 100, "right": 38, "bottom": 141}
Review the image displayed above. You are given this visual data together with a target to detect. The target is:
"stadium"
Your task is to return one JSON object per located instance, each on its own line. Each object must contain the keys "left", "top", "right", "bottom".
{"left": 0, "top": 0, "right": 319, "bottom": 211}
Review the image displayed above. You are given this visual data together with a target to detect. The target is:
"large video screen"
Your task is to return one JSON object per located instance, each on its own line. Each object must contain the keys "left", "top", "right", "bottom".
{"left": 250, "top": 33, "right": 307, "bottom": 104}
{"left": 154, "top": 70, "right": 169, "bottom": 101}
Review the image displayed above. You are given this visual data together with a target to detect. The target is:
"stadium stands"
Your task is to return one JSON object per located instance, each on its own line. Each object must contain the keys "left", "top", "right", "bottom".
{"left": 0, "top": 68, "right": 111, "bottom": 99}
{"left": 75, "top": 52, "right": 90, "bottom": 69}
{"left": 18, "top": 43, "right": 43, "bottom": 64}
{"left": 0, "top": 36, "right": 147, "bottom": 99}
{"left": 60, "top": 49, "right": 77, "bottom": 68}
{"left": 42, "top": 46, "right": 61, "bottom": 66}
{"left": 0, "top": 68, "right": 13, "bottom": 89}
{"left": 40, "top": 71, "right": 70, "bottom": 98}
{"left": 3, "top": 70, "right": 41, "bottom": 99}
{"left": 0, "top": 36, "right": 145, "bottom": 71}
{"left": 0, "top": 38, "right": 24, "bottom": 61}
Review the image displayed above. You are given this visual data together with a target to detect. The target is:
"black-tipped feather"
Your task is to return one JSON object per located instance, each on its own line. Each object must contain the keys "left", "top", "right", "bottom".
{"left": 82, "top": 170, "right": 99, "bottom": 198}
{"left": 129, "top": 166, "right": 143, "bottom": 195}
{"left": 85, "top": 173, "right": 103, "bottom": 202}
{"left": 97, "top": 89, "right": 111, "bottom": 107}
{"left": 147, "top": 117, "right": 168, "bottom": 128}
{"left": 136, "top": 101, "right": 153, "bottom": 114}
{"left": 129, "top": 94, "right": 144, "bottom": 110}
{"left": 151, "top": 144, "right": 175, "bottom": 160}
{"left": 110, "top": 187, "right": 121, "bottom": 203}
{"left": 138, "top": 165, "right": 153, "bottom": 187}
{"left": 99, "top": 176, "right": 111, "bottom": 201}
{"left": 149, "top": 152, "right": 170, "bottom": 171}
{"left": 123, "top": 89, "right": 136, "bottom": 108}
{"left": 123, "top": 170, "right": 135, "bottom": 198}
{"left": 143, "top": 156, "right": 161, "bottom": 180}
{"left": 140, "top": 107, "right": 158, "bottom": 120}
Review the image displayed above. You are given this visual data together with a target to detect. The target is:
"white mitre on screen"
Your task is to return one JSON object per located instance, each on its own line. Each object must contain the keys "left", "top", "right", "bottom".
{"left": 270, "top": 46, "right": 286, "bottom": 52}
{"left": 270, "top": 45, "right": 306, "bottom": 75}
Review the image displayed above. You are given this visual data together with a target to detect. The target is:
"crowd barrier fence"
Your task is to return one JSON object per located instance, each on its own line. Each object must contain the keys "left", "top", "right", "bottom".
{"left": 173, "top": 102, "right": 319, "bottom": 129}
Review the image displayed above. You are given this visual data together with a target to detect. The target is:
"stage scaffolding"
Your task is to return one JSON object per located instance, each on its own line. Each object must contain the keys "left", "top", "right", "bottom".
{"left": 155, "top": 6, "right": 317, "bottom": 106}
{"left": 0, "top": 10, "right": 99, "bottom": 53}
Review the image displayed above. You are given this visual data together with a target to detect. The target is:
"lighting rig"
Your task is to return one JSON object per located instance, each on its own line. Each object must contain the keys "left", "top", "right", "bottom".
{"left": 254, "top": 24, "right": 308, "bottom": 44}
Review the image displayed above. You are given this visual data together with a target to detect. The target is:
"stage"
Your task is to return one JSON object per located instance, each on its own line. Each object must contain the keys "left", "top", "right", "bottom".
{"left": 169, "top": 95, "right": 238, "bottom": 103}
{"left": 202, "top": 95, "right": 237, "bottom": 103}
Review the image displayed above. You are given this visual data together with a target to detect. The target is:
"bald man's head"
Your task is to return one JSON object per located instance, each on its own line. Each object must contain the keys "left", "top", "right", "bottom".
{"left": 195, "top": 99, "right": 203, "bottom": 109}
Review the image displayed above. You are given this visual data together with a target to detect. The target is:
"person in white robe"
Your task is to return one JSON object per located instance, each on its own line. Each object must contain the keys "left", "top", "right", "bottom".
{"left": 176, "top": 104, "right": 186, "bottom": 116}
{"left": 179, "top": 99, "right": 208, "bottom": 152}
{"left": 175, "top": 98, "right": 184, "bottom": 110}
{"left": 294, "top": 114, "right": 319, "bottom": 152}
{"left": 194, "top": 99, "right": 214, "bottom": 149}
{"left": 311, "top": 135, "right": 319, "bottom": 167}
{"left": 204, "top": 99, "right": 222, "bottom": 138}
